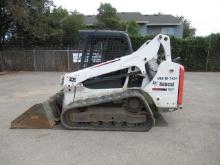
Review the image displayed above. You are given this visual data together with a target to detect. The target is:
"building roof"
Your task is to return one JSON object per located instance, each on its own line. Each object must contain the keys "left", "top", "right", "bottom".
{"left": 144, "top": 14, "right": 181, "bottom": 25}
{"left": 118, "top": 12, "right": 147, "bottom": 23}
{"left": 84, "top": 12, "right": 181, "bottom": 26}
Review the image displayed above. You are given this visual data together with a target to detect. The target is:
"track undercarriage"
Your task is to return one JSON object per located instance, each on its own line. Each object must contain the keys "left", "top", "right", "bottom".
{"left": 61, "top": 90, "right": 155, "bottom": 131}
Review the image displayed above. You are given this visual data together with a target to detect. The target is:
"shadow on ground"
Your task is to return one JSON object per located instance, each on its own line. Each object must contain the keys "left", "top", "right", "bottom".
{"left": 154, "top": 113, "right": 168, "bottom": 127}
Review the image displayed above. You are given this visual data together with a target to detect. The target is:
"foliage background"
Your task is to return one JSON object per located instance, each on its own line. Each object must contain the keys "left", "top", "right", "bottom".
{"left": 130, "top": 34, "right": 220, "bottom": 71}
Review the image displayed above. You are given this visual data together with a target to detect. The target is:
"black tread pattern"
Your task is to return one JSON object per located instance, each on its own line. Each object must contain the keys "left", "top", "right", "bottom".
{"left": 61, "top": 89, "right": 155, "bottom": 131}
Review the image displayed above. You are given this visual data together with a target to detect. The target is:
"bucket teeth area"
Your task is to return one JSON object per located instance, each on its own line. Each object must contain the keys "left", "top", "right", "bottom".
{"left": 11, "top": 103, "right": 57, "bottom": 129}
{"left": 11, "top": 90, "right": 63, "bottom": 129}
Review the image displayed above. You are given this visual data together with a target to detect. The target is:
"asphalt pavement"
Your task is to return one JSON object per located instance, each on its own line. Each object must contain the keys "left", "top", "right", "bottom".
{"left": 0, "top": 72, "right": 220, "bottom": 165}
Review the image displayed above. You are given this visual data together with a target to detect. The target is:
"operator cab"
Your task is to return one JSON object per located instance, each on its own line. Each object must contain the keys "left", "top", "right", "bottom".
{"left": 76, "top": 30, "right": 133, "bottom": 69}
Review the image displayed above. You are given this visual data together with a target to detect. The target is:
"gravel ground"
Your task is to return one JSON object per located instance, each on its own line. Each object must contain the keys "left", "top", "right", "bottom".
{"left": 0, "top": 72, "right": 220, "bottom": 165}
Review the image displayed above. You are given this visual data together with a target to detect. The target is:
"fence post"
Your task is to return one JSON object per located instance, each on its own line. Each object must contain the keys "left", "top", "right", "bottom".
{"left": 33, "top": 48, "right": 36, "bottom": 72}
{"left": 0, "top": 51, "right": 3, "bottom": 72}
{"left": 53, "top": 49, "right": 55, "bottom": 71}
{"left": 205, "top": 36, "right": 212, "bottom": 72}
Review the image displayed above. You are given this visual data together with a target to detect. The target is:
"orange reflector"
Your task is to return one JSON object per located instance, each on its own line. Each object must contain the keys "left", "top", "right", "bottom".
{"left": 177, "top": 65, "right": 185, "bottom": 105}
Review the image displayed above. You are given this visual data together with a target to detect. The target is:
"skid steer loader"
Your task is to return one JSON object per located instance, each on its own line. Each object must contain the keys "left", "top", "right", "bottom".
{"left": 11, "top": 30, "right": 184, "bottom": 131}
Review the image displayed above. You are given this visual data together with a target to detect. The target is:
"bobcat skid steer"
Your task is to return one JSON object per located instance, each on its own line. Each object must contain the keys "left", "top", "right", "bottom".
{"left": 11, "top": 31, "right": 184, "bottom": 131}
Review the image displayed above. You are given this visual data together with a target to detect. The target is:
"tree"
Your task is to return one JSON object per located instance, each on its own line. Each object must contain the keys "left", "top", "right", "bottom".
{"left": 0, "top": 0, "right": 55, "bottom": 48}
{"left": 0, "top": 0, "right": 28, "bottom": 48}
{"left": 48, "top": 7, "right": 68, "bottom": 38}
{"left": 177, "top": 16, "right": 196, "bottom": 38}
{"left": 62, "top": 10, "right": 85, "bottom": 45}
{"left": 0, "top": 0, "right": 86, "bottom": 48}
{"left": 126, "top": 21, "right": 140, "bottom": 37}
{"left": 0, "top": 0, "right": 12, "bottom": 47}
{"left": 18, "top": 0, "right": 54, "bottom": 42}
{"left": 96, "top": 3, "right": 124, "bottom": 30}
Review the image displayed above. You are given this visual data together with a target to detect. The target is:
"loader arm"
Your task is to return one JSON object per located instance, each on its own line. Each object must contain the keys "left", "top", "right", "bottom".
{"left": 63, "top": 34, "right": 169, "bottom": 86}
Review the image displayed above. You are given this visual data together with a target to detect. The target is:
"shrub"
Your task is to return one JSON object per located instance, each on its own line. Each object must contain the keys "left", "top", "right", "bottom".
{"left": 130, "top": 34, "right": 220, "bottom": 71}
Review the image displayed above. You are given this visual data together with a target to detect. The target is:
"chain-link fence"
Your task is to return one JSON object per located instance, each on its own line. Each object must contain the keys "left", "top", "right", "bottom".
{"left": 0, "top": 35, "right": 132, "bottom": 72}
{"left": 0, "top": 36, "right": 81, "bottom": 72}
{"left": 0, "top": 49, "right": 81, "bottom": 72}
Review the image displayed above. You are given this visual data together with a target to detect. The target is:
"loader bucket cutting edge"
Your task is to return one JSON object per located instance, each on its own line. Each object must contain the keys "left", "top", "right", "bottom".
{"left": 11, "top": 90, "right": 63, "bottom": 129}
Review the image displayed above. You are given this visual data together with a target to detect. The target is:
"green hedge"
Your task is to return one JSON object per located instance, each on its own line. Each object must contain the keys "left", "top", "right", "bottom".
{"left": 130, "top": 34, "right": 220, "bottom": 71}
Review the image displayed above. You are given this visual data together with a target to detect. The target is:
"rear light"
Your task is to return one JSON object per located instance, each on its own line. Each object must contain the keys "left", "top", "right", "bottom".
{"left": 177, "top": 65, "right": 185, "bottom": 105}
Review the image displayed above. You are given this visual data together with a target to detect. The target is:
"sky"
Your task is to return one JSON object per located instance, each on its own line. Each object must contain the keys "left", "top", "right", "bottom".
{"left": 53, "top": 0, "right": 220, "bottom": 36}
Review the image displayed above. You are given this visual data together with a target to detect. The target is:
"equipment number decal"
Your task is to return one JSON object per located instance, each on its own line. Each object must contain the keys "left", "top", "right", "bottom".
{"left": 157, "top": 76, "right": 177, "bottom": 80}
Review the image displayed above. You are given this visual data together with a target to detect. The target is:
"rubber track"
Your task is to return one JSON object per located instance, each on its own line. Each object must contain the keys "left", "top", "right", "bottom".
{"left": 61, "top": 89, "right": 155, "bottom": 131}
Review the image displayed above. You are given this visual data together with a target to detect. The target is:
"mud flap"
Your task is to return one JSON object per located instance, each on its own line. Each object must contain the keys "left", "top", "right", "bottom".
{"left": 11, "top": 90, "right": 63, "bottom": 129}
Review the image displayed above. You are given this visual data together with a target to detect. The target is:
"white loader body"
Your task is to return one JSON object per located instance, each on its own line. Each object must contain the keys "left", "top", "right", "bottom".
{"left": 62, "top": 34, "right": 184, "bottom": 111}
